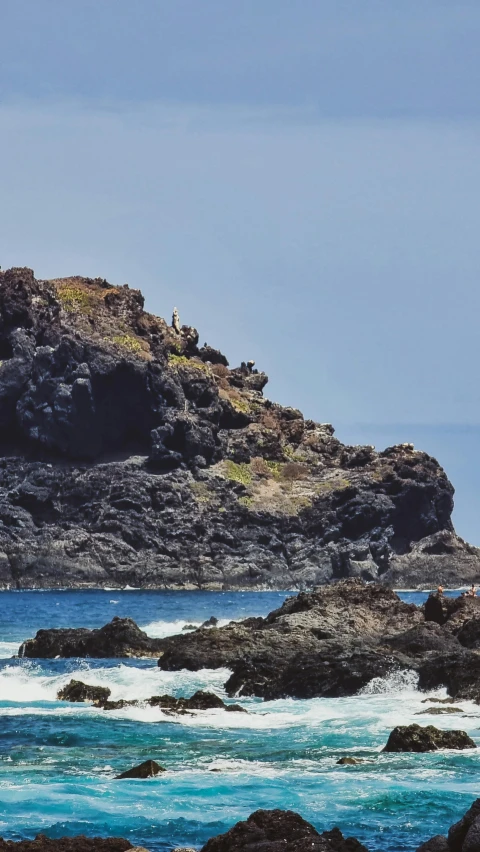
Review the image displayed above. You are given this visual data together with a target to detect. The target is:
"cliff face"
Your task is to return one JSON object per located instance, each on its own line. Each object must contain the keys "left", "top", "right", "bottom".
{"left": 0, "top": 266, "right": 476, "bottom": 590}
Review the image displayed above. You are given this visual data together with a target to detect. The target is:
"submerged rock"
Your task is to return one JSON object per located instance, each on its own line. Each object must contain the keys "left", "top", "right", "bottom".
{"left": 56, "top": 680, "right": 111, "bottom": 703}
{"left": 0, "top": 266, "right": 477, "bottom": 591}
{"left": 383, "top": 724, "right": 476, "bottom": 752}
{"left": 336, "top": 757, "right": 364, "bottom": 765}
{"left": 20, "top": 617, "right": 163, "bottom": 658}
{"left": 199, "top": 809, "right": 369, "bottom": 851}
{"left": 115, "top": 759, "right": 165, "bottom": 779}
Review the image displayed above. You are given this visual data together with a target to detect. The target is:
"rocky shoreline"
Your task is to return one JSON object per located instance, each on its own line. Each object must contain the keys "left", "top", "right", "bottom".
{"left": 0, "top": 266, "right": 477, "bottom": 590}
{"left": 2, "top": 800, "right": 480, "bottom": 851}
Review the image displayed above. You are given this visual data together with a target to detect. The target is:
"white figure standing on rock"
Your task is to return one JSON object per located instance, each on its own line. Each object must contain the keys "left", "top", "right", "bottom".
{"left": 172, "top": 307, "right": 181, "bottom": 334}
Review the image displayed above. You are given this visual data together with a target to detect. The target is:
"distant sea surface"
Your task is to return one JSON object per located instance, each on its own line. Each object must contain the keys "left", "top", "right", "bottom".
{"left": 0, "top": 589, "right": 477, "bottom": 852}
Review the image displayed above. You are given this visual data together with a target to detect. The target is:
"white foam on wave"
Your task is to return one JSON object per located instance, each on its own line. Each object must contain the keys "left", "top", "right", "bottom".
{"left": 141, "top": 618, "right": 233, "bottom": 638}
{"left": 0, "top": 641, "right": 20, "bottom": 659}
{"left": 358, "top": 668, "right": 420, "bottom": 696}
{"left": 0, "top": 660, "right": 231, "bottom": 706}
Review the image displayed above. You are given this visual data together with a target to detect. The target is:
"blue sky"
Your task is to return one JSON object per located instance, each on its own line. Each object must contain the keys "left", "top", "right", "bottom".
{"left": 1, "top": 1, "right": 480, "bottom": 541}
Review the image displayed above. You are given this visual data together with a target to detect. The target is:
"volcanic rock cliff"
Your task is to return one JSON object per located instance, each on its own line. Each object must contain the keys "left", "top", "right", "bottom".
{"left": 0, "top": 266, "right": 477, "bottom": 590}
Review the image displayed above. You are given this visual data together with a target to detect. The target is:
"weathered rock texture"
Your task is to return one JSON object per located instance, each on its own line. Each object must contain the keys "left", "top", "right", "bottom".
{"left": 20, "top": 617, "right": 163, "bottom": 658}
{"left": 199, "top": 809, "right": 369, "bottom": 852}
{"left": 382, "top": 724, "right": 475, "bottom": 752}
{"left": 0, "top": 266, "right": 477, "bottom": 589}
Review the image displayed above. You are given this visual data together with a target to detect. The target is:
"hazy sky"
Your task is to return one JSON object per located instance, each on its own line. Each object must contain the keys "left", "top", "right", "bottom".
{"left": 1, "top": 1, "right": 479, "bottom": 541}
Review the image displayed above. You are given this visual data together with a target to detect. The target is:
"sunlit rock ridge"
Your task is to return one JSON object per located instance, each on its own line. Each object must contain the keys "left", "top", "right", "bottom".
{"left": 0, "top": 266, "right": 476, "bottom": 590}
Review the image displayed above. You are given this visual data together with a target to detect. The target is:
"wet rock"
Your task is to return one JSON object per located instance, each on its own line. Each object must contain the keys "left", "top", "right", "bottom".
{"left": 416, "top": 707, "right": 464, "bottom": 715}
{"left": 199, "top": 809, "right": 369, "bottom": 851}
{"left": 98, "top": 690, "right": 247, "bottom": 715}
{"left": 20, "top": 617, "right": 163, "bottom": 658}
{"left": 115, "top": 759, "right": 165, "bottom": 779}
{"left": 201, "top": 616, "right": 218, "bottom": 627}
{"left": 382, "top": 724, "right": 476, "bottom": 752}
{"left": 57, "top": 679, "right": 111, "bottom": 703}
{"left": 0, "top": 837, "right": 133, "bottom": 851}
{"left": 336, "top": 757, "right": 364, "bottom": 765}
{"left": 416, "top": 838, "right": 449, "bottom": 852}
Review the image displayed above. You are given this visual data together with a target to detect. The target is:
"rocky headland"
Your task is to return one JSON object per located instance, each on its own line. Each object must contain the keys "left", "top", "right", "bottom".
{"left": 0, "top": 266, "right": 477, "bottom": 590}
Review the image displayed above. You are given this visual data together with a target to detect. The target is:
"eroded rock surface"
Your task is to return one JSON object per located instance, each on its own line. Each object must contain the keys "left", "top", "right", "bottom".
{"left": 199, "top": 809, "right": 369, "bottom": 852}
{"left": 0, "top": 266, "right": 476, "bottom": 590}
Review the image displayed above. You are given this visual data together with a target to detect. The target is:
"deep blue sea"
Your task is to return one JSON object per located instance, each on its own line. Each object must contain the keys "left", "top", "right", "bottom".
{"left": 0, "top": 588, "right": 478, "bottom": 851}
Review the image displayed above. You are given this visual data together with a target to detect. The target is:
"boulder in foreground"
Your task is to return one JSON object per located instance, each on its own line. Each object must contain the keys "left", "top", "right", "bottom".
{"left": 115, "top": 759, "right": 165, "bottom": 779}
{"left": 200, "top": 809, "right": 369, "bottom": 851}
{"left": 383, "top": 724, "right": 476, "bottom": 753}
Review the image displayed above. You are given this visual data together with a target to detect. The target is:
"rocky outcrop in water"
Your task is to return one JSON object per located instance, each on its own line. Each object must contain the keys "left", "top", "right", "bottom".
{"left": 20, "top": 617, "right": 163, "bottom": 658}
{"left": 115, "top": 760, "right": 165, "bottom": 780}
{"left": 57, "top": 679, "right": 111, "bottom": 703}
{"left": 22, "top": 581, "right": 480, "bottom": 702}
{"left": 55, "top": 681, "right": 247, "bottom": 714}
{"left": 382, "top": 724, "right": 475, "bottom": 752}
{"left": 0, "top": 266, "right": 476, "bottom": 590}
{"left": 199, "top": 809, "right": 369, "bottom": 852}
{"left": 155, "top": 581, "right": 480, "bottom": 701}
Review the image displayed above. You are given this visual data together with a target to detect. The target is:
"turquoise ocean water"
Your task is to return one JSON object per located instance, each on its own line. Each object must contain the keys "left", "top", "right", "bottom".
{"left": 0, "top": 589, "right": 478, "bottom": 851}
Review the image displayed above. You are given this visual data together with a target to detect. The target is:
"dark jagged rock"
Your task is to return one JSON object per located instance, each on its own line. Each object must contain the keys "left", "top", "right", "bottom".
{"left": 155, "top": 580, "right": 480, "bottom": 701}
{"left": 199, "top": 809, "right": 369, "bottom": 852}
{"left": 115, "top": 759, "right": 165, "bottom": 779}
{"left": 417, "top": 798, "right": 480, "bottom": 852}
{"left": 0, "top": 838, "right": 133, "bottom": 852}
{"left": 56, "top": 679, "right": 111, "bottom": 703}
{"left": 336, "top": 757, "right": 364, "bottom": 765}
{"left": 0, "top": 266, "right": 476, "bottom": 590}
{"left": 383, "top": 724, "right": 475, "bottom": 752}
{"left": 20, "top": 617, "right": 163, "bottom": 658}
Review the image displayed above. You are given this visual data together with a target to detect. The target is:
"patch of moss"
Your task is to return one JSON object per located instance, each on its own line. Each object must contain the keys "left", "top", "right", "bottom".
{"left": 56, "top": 286, "right": 92, "bottom": 314}
{"left": 230, "top": 396, "right": 251, "bottom": 414}
{"left": 190, "top": 481, "right": 214, "bottom": 504}
{"left": 265, "top": 461, "right": 283, "bottom": 480}
{"left": 168, "top": 353, "right": 210, "bottom": 373}
{"left": 238, "top": 495, "right": 254, "bottom": 508}
{"left": 315, "top": 478, "right": 351, "bottom": 494}
{"left": 111, "top": 334, "right": 143, "bottom": 353}
{"left": 224, "top": 460, "right": 252, "bottom": 486}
